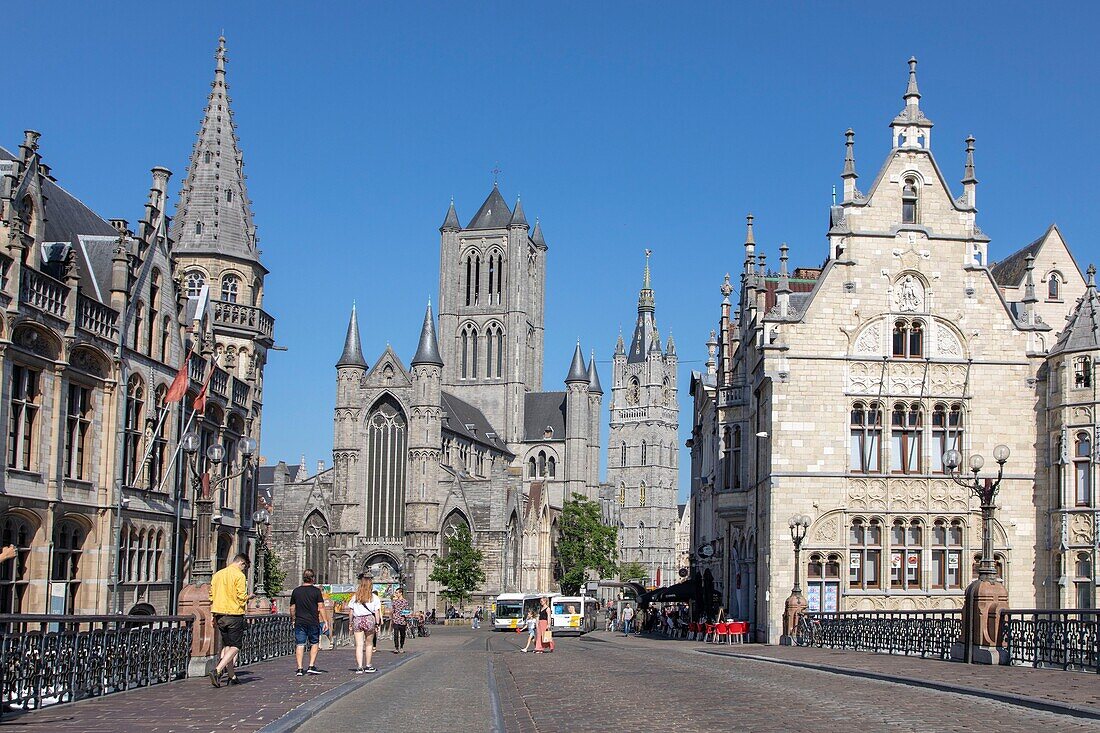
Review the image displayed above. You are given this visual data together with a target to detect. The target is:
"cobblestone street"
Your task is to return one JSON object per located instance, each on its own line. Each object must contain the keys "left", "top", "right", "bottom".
{"left": 5, "top": 627, "right": 1099, "bottom": 732}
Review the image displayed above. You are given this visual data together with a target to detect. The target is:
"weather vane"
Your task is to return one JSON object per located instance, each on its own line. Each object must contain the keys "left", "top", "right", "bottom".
{"left": 492, "top": 165, "right": 502, "bottom": 185}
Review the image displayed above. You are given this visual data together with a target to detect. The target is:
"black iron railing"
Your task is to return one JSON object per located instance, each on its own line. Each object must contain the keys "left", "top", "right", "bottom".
{"left": 237, "top": 613, "right": 295, "bottom": 667}
{"left": 0, "top": 614, "right": 192, "bottom": 716}
{"left": 798, "top": 609, "right": 962, "bottom": 660}
{"left": 1000, "top": 609, "right": 1100, "bottom": 673}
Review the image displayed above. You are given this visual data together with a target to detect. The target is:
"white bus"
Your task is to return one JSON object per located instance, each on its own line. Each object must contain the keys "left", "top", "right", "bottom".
{"left": 551, "top": 595, "right": 598, "bottom": 635}
{"left": 492, "top": 593, "right": 544, "bottom": 631}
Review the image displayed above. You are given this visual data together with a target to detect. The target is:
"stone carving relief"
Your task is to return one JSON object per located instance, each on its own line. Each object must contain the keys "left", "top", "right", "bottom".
{"left": 848, "top": 361, "right": 883, "bottom": 395}
{"left": 1070, "top": 513, "right": 1093, "bottom": 546}
{"left": 890, "top": 479, "right": 928, "bottom": 511}
{"left": 935, "top": 326, "right": 962, "bottom": 358}
{"left": 927, "top": 364, "right": 967, "bottom": 395}
{"left": 854, "top": 322, "right": 882, "bottom": 356}
{"left": 848, "top": 479, "right": 887, "bottom": 510}
{"left": 894, "top": 274, "right": 925, "bottom": 313}
{"left": 69, "top": 347, "right": 108, "bottom": 377}
{"left": 12, "top": 325, "right": 57, "bottom": 359}
{"left": 888, "top": 363, "right": 926, "bottom": 396}
{"left": 1071, "top": 407, "right": 1092, "bottom": 425}
{"left": 811, "top": 515, "right": 841, "bottom": 544}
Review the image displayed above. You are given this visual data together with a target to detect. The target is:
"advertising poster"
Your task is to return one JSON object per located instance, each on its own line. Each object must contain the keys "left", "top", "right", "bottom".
{"left": 807, "top": 584, "right": 821, "bottom": 612}
{"left": 824, "top": 584, "right": 839, "bottom": 612}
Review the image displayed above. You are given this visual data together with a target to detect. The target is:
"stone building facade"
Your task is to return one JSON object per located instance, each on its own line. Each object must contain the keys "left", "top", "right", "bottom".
{"left": 0, "top": 36, "right": 273, "bottom": 616}
{"left": 608, "top": 254, "right": 679, "bottom": 586}
{"left": 689, "top": 58, "right": 1092, "bottom": 642}
{"left": 271, "top": 188, "right": 603, "bottom": 612}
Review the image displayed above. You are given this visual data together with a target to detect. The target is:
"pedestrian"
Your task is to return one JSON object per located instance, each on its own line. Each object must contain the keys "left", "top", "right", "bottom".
{"left": 621, "top": 604, "right": 634, "bottom": 637}
{"left": 535, "top": 596, "right": 554, "bottom": 653}
{"left": 472, "top": 605, "right": 482, "bottom": 630}
{"left": 290, "top": 568, "right": 329, "bottom": 677}
{"left": 208, "top": 553, "right": 251, "bottom": 687}
{"left": 519, "top": 609, "right": 537, "bottom": 652}
{"left": 390, "top": 587, "right": 410, "bottom": 653}
{"left": 346, "top": 573, "right": 381, "bottom": 674}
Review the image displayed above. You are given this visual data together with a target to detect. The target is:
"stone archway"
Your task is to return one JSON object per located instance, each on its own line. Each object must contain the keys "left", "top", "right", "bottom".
{"left": 363, "top": 553, "right": 401, "bottom": 584}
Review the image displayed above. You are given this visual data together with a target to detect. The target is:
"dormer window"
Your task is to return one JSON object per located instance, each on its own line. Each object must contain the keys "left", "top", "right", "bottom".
{"left": 204, "top": 151, "right": 213, "bottom": 163}
{"left": 194, "top": 222, "right": 203, "bottom": 235}
{"left": 901, "top": 177, "right": 918, "bottom": 224}
{"left": 1075, "top": 357, "right": 1092, "bottom": 388}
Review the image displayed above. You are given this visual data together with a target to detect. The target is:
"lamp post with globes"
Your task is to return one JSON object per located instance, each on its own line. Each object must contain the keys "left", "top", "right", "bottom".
{"left": 781, "top": 513, "right": 812, "bottom": 645}
{"left": 250, "top": 507, "right": 272, "bottom": 610}
{"left": 943, "top": 444, "right": 1011, "bottom": 664}
{"left": 181, "top": 431, "right": 258, "bottom": 586}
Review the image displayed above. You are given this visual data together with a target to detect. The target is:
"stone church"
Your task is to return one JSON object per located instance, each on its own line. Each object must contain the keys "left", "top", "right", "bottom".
{"left": 689, "top": 58, "right": 1096, "bottom": 642}
{"left": 271, "top": 187, "right": 604, "bottom": 611}
{"left": 607, "top": 253, "right": 679, "bottom": 586}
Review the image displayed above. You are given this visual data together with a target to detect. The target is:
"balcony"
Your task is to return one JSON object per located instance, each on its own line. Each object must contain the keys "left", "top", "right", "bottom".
{"left": 20, "top": 267, "right": 69, "bottom": 319}
{"left": 211, "top": 300, "right": 275, "bottom": 345}
{"left": 76, "top": 293, "right": 120, "bottom": 341}
{"left": 231, "top": 378, "right": 250, "bottom": 409}
{"left": 189, "top": 354, "right": 206, "bottom": 383}
{"left": 211, "top": 367, "right": 229, "bottom": 398}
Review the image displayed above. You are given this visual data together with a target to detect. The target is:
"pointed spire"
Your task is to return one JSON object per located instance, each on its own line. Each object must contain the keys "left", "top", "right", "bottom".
{"left": 337, "top": 303, "right": 368, "bottom": 368}
{"left": 666, "top": 331, "right": 676, "bottom": 356}
{"left": 778, "top": 243, "right": 791, "bottom": 294}
{"left": 904, "top": 56, "right": 921, "bottom": 102}
{"left": 412, "top": 301, "right": 444, "bottom": 367}
{"left": 171, "top": 35, "right": 260, "bottom": 263}
{"left": 743, "top": 214, "right": 756, "bottom": 283}
{"left": 1089, "top": 264, "right": 1097, "bottom": 290}
{"left": 530, "top": 217, "right": 547, "bottom": 248}
{"left": 630, "top": 250, "right": 658, "bottom": 362}
{"left": 842, "top": 128, "right": 858, "bottom": 179}
{"left": 587, "top": 350, "right": 603, "bottom": 394}
{"left": 440, "top": 197, "right": 461, "bottom": 231}
{"left": 509, "top": 196, "right": 528, "bottom": 228}
{"left": 637, "top": 249, "right": 655, "bottom": 312}
{"left": 643, "top": 248, "right": 652, "bottom": 289}
{"left": 566, "top": 341, "right": 588, "bottom": 383}
{"left": 962, "top": 135, "right": 977, "bottom": 182}
{"left": 705, "top": 329, "right": 718, "bottom": 376}
{"left": 466, "top": 186, "right": 512, "bottom": 229}
{"left": 615, "top": 329, "right": 626, "bottom": 356}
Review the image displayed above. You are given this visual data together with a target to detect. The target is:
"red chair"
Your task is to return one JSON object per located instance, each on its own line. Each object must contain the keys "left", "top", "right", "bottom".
{"left": 727, "top": 621, "right": 748, "bottom": 644}
{"left": 704, "top": 623, "right": 716, "bottom": 643}
{"left": 713, "top": 622, "right": 728, "bottom": 644}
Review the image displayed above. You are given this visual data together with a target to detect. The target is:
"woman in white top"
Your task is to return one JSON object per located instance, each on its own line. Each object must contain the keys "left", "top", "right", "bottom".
{"left": 346, "top": 574, "right": 382, "bottom": 673}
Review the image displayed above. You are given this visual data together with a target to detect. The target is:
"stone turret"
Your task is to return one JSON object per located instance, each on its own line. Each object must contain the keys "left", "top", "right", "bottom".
{"left": 587, "top": 351, "right": 603, "bottom": 494}
{"left": 336, "top": 303, "right": 367, "bottom": 406}
{"left": 564, "top": 342, "right": 591, "bottom": 500}
{"left": 962, "top": 135, "right": 978, "bottom": 209}
{"left": 407, "top": 302, "right": 444, "bottom": 541}
{"left": 841, "top": 129, "right": 858, "bottom": 202}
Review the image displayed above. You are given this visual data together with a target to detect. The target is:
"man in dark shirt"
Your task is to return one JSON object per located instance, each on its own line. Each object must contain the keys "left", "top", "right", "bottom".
{"left": 289, "top": 569, "right": 328, "bottom": 676}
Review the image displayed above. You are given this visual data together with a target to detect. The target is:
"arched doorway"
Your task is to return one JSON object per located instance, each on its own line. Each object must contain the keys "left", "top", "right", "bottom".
{"left": 363, "top": 553, "right": 401, "bottom": 585}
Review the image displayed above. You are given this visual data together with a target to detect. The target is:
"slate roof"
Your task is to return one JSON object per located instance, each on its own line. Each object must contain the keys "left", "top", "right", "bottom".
{"left": 336, "top": 304, "right": 368, "bottom": 368}
{"left": 524, "top": 392, "right": 567, "bottom": 441}
{"left": 411, "top": 303, "right": 444, "bottom": 367}
{"left": 991, "top": 229, "right": 1048, "bottom": 288}
{"left": 465, "top": 186, "right": 512, "bottom": 229}
{"left": 1050, "top": 275, "right": 1100, "bottom": 356}
{"left": 566, "top": 343, "right": 588, "bottom": 382}
{"left": 441, "top": 391, "right": 510, "bottom": 454}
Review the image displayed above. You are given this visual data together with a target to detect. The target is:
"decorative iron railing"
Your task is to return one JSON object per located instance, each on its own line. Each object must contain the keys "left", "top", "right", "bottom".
{"left": 237, "top": 613, "right": 295, "bottom": 667}
{"left": 76, "top": 293, "right": 120, "bottom": 340}
{"left": 798, "top": 609, "right": 962, "bottom": 660}
{"left": 0, "top": 614, "right": 191, "bottom": 717}
{"left": 232, "top": 378, "right": 250, "bottom": 409}
{"left": 20, "top": 268, "right": 69, "bottom": 319}
{"left": 1000, "top": 609, "right": 1100, "bottom": 673}
{"left": 211, "top": 300, "right": 275, "bottom": 341}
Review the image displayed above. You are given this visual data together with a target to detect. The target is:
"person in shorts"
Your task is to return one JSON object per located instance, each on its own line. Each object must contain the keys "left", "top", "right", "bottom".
{"left": 290, "top": 569, "right": 328, "bottom": 676}
{"left": 520, "top": 609, "right": 537, "bottom": 652}
{"left": 346, "top": 573, "right": 381, "bottom": 673}
{"left": 208, "top": 553, "right": 251, "bottom": 687}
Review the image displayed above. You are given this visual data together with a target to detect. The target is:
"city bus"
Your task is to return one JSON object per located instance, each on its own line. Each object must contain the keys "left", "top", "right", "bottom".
{"left": 551, "top": 595, "right": 598, "bottom": 635}
{"left": 492, "top": 593, "right": 544, "bottom": 631}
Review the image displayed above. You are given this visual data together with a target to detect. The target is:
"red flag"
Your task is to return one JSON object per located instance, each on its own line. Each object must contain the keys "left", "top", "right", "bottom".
{"left": 200, "top": 471, "right": 211, "bottom": 499}
{"left": 165, "top": 349, "right": 193, "bottom": 404}
{"left": 192, "top": 360, "right": 215, "bottom": 414}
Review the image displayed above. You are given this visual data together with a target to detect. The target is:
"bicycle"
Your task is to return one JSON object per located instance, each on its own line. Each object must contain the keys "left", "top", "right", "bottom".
{"left": 796, "top": 611, "right": 822, "bottom": 647}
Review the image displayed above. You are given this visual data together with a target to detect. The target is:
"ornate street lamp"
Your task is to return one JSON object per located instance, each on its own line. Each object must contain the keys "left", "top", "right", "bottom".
{"left": 781, "top": 514, "right": 812, "bottom": 645}
{"left": 251, "top": 507, "right": 272, "bottom": 603}
{"left": 943, "top": 444, "right": 1011, "bottom": 663}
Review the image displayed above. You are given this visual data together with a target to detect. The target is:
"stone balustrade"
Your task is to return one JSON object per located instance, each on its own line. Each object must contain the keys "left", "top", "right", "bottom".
{"left": 19, "top": 267, "right": 68, "bottom": 319}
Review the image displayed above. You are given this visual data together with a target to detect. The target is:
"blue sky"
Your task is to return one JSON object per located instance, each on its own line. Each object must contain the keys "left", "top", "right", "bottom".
{"left": 6, "top": 2, "right": 1098, "bottom": 500}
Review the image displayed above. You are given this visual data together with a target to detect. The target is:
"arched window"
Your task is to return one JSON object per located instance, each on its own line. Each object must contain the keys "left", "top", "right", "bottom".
{"left": 153, "top": 530, "right": 164, "bottom": 582}
{"left": 185, "top": 272, "right": 206, "bottom": 298}
{"left": 487, "top": 255, "right": 496, "bottom": 306}
{"left": 464, "top": 254, "right": 481, "bottom": 306}
{"left": 639, "top": 483, "right": 647, "bottom": 507}
{"left": 547, "top": 456, "right": 556, "bottom": 478}
{"left": 221, "top": 274, "right": 240, "bottom": 303}
{"left": 627, "top": 377, "right": 641, "bottom": 405}
{"left": 849, "top": 402, "right": 883, "bottom": 473}
{"left": 132, "top": 301, "right": 144, "bottom": 353}
{"left": 931, "top": 403, "right": 964, "bottom": 473}
{"left": 160, "top": 315, "right": 171, "bottom": 362}
{"left": 0, "top": 514, "right": 33, "bottom": 613}
{"left": 538, "top": 451, "right": 547, "bottom": 477}
{"left": 1075, "top": 552, "right": 1094, "bottom": 609}
{"left": 148, "top": 385, "right": 169, "bottom": 491}
{"left": 148, "top": 272, "right": 160, "bottom": 354}
{"left": 365, "top": 398, "right": 407, "bottom": 540}
{"left": 485, "top": 324, "right": 504, "bottom": 379}
{"left": 641, "top": 441, "right": 648, "bottom": 466}
{"left": 52, "top": 520, "right": 85, "bottom": 614}
{"left": 891, "top": 320, "right": 923, "bottom": 359}
{"left": 124, "top": 375, "right": 145, "bottom": 485}
{"left": 931, "top": 519, "right": 964, "bottom": 589}
{"left": 226, "top": 189, "right": 233, "bottom": 203}
{"left": 638, "top": 521, "right": 645, "bottom": 548}
{"left": 620, "top": 442, "right": 627, "bottom": 467}
{"left": 1075, "top": 357, "right": 1092, "bottom": 389}
{"left": 1075, "top": 432, "right": 1092, "bottom": 507}
{"left": 194, "top": 221, "right": 203, "bottom": 235}
{"left": 441, "top": 512, "right": 471, "bottom": 558}
{"left": 204, "top": 151, "right": 213, "bottom": 163}
{"left": 901, "top": 177, "right": 918, "bottom": 223}
{"left": 65, "top": 382, "right": 93, "bottom": 481}
{"left": 494, "top": 252, "right": 504, "bottom": 303}
{"left": 806, "top": 553, "right": 841, "bottom": 612}
{"left": 849, "top": 518, "right": 882, "bottom": 590}
{"left": 528, "top": 456, "right": 537, "bottom": 478}
{"left": 618, "top": 484, "right": 626, "bottom": 506}
{"left": 8, "top": 364, "right": 41, "bottom": 472}
{"left": 1048, "top": 274, "right": 1061, "bottom": 301}
{"left": 890, "top": 519, "right": 922, "bottom": 590}
{"left": 731, "top": 426, "right": 742, "bottom": 489}
{"left": 460, "top": 324, "right": 479, "bottom": 379}
{"left": 890, "top": 403, "right": 923, "bottom": 474}
{"left": 304, "top": 511, "right": 330, "bottom": 584}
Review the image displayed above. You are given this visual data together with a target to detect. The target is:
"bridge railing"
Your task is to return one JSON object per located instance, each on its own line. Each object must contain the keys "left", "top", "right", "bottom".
{"left": 797, "top": 609, "right": 962, "bottom": 660}
{"left": 0, "top": 614, "right": 192, "bottom": 717}
{"left": 1000, "top": 609, "right": 1100, "bottom": 673}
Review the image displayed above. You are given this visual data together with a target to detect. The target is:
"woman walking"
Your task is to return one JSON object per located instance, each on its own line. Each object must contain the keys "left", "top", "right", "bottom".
{"left": 391, "top": 587, "right": 410, "bottom": 653}
{"left": 535, "top": 596, "right": 554, "bottom": 653}
{"left": 347, "top": 574, "right": 381, "bottom": 674}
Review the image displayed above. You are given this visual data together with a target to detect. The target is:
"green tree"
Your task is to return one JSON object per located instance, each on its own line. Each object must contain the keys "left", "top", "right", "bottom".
{"left": 618, "top": 561, "right": 648, "bottom": 585}
{"left": 260, "top": 536, "right": 286, "bottom": 597}
{"left": 429, "top": 524, "right": 485, "bottom": 604}
{"left": 556, "top": 493, "right": 618, "bottom": 594}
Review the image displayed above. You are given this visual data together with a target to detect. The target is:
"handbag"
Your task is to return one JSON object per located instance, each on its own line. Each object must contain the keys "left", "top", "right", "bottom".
{"left": 542, "top": 629, "right": 553, "bottom": 644}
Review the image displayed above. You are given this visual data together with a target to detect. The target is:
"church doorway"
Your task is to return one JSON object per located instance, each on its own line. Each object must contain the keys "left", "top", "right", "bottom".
{"left": 362, "top": 554, "right": 401, "bottom": 585}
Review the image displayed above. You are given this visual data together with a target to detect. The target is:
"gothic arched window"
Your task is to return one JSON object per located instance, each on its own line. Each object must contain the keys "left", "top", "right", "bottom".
{"left": 221, "top": 274, "right": 240, "bottom": 303}
{"left": 620, "top": 442, "right": 627, "bottom": 467}
{"left": 52, "top": 520, "right": 85, "bottom": 614}
{"left": 618, "top": 484, "right": 626, "bottom": 506}
{"left": 528, "top": 456, "right": 537, "bottom": 478}
{"left": 0, "top": 514, "right": 32, "bottom": 613}
{"left": 304, "top": 511, "right": 330, "bottom": 584}
{"left": 547, "top": 456, "right": 556, "bottom": 478}
{"left": 641, "top": 441, "right": 647, "bottom": 466}
{"left": 639, "top": 482, "right": 647, "bottom": 507}
{"left": 365, "top": 398, "right": 407, "bottom": 540}
{"left": 194, "top": 221, "right": 203, "bottom": 235}
{"left": 124, "top": 375, "right": 145, "bottom": 485}
{"left": 460, "top": 324, "right": 479, "bottom": 380}
{"left": 1075, "top": 432, "right": 1092, "bottom": 507}
{"left": 441, "top": 511, "right": 471, "bottom": 558}
{"left": 538, "top": 450, "right": 547, "bottom": 477}
{"left": 1048, "top": 274, "right": 1061, "bottom": 301}
{"left": 204, "top": 151, "right": 213, "bottom": 163}
{"left": 901, "top": 177, "right": 918, "bottom": 224}
{"left": 185, "top": 271, "right": 206, "bottom": 298}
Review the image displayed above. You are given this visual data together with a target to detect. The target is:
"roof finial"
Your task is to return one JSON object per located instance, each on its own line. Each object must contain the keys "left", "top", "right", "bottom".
{"left": 842, "top": 128, "right": 858, "bottom": 179}
{"left": 216, "top": 35, "right": 227, "bottom": 76}
{"left": 721, "top": 273, "right": 733, "bottom": 302}
{"left": 963, "top": 135, "right": 977, "bottom": 183}
{"left": 643, "top": 248, "right": 652, "bottom": 289}
{"left": 1088, "top": 264, "right": 1096, "bottom": 289}
{"left": 744, "top": 213, "right": 756, "bottom": 276}
{"left": 905, "top": 56, "right": 920, "bottom": 103}
{"left": 492, "top": 164, "right": 502, "bottom": 186}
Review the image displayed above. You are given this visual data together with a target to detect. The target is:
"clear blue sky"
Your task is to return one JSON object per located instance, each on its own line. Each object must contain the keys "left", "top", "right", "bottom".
{"left": 6, "top": 2, "right": 1098, "bottom": 500}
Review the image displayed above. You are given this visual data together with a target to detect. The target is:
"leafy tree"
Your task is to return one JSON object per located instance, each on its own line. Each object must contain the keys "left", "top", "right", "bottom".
{"left": 556, "top": 493, "right": 618, "bottom": 594}
{"left": 618, "top": 561, "right": 649, "bottom": 585}
{"left": 429, "top": 524, "right": 485, "bottom": 604}
{"left": 261, "top": 537, "right": 286, "bottom": 597}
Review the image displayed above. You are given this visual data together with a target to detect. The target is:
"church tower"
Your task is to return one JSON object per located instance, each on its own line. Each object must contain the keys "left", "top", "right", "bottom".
{"left": 608, "top": 252, "right": 679, "bottom": 586}
{"left": 436, "top": 186, "right": 547, "bottom": 449}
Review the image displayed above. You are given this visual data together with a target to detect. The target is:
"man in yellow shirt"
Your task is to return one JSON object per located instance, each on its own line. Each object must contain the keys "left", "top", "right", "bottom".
{"left": 209, "top": 552, "right": 251, "bottom": 687}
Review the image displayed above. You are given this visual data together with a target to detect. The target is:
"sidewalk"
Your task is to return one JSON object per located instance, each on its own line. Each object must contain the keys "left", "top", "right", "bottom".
{"left": 0, "top": 645, "right": 412, "bottom": 732}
